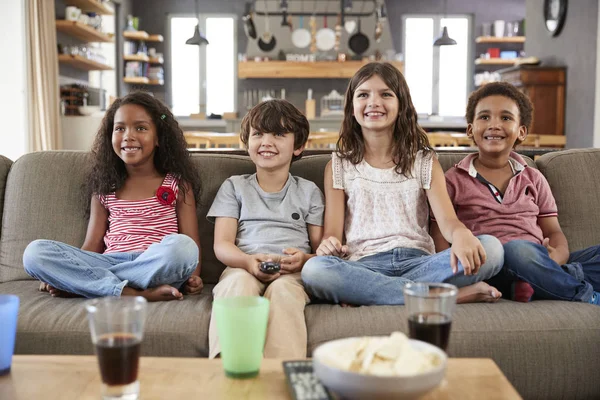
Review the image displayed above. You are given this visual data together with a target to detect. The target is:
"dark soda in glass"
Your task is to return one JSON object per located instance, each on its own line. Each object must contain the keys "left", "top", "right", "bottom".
{"left": 408, "top": 312, "right": 452, "bottom": 351}
{"left": 95, "top": 333, "right": 141, "bottom": 386}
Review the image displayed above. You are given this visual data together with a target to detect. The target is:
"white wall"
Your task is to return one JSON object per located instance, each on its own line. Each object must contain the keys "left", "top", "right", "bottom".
{"left": 0, "top": 0, "right": 28, "bottom": 161}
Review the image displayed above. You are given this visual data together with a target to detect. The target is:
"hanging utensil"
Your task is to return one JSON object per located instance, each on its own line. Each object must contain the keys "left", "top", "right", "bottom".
{"left": 292, "top": 15, "right": 311, "bottom": 49}
{"left": 309, "top": 13, "right": 317, "bottom": 53}
{"left": 348, "top": 17, "right": 369, "bottom": 55}
{"left": 242, "top": 2, "right": 257, "bottom": 39}
{"left": 316, "top": 15, "right": 336, "bottom": 51}
{"left": 258, "top": 0, "right": 277, "bottom": 52}
{"left": 334, "top": 13, "right": 342, "bottom": 52}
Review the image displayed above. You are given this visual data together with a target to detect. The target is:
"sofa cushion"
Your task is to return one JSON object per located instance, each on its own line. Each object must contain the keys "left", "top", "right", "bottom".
{"left": 305, "top": 300, "right": 600, "bottom": 400}
{"left": 0, "top": 280, "right": 214, "bottom": 357}
{"left": 536, "top": 148, "right": 600, "bottom": 251}
{"left": 0, "top": 155, "right": 12, "bottom": 240}
{"left": 0, "top": 152, "right": 90, "bottom": 283}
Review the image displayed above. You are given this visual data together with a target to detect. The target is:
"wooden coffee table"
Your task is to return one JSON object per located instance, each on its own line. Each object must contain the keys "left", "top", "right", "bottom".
{"left": 0, "top": 355, "right": 521, "bottom": 399}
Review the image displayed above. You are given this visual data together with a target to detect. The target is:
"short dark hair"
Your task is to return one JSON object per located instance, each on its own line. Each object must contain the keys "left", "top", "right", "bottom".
{"left": 240, "top": 99, "right": 310, "bottom": 162}
{"left": 466, "top": 82, "right": 534, "bottom": 145}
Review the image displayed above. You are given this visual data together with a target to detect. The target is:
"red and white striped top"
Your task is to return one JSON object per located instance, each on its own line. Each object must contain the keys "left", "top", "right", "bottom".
{"left": 98, "top": 174, "right": 180, "bottom": 254}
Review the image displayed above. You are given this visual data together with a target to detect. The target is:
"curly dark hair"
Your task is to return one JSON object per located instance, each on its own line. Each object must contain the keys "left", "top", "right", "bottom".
{"left": 87, "top": 91, "right": 201, "bottom": 205}
{"left": 240, "top": 99, "right": 310, "bottom": 162}
{"left": 338, "top": 62, "right": 432, "bottom": 177}
{"left": 466, "top": 82, "right": 534, "bottom": 145}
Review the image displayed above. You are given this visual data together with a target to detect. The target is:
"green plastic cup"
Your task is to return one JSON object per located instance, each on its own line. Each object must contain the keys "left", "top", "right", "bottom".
{"left": 213, "top": 296, "right": 270, "bottom": 379}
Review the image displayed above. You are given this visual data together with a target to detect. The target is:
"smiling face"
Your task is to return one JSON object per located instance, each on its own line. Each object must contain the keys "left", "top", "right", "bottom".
{"left": 352, "top": 74, "right": 399, "bottom": 136}
{"left": 468, "top": 95, "right": 527, "bottom": 156}
{"left": 111, "top": 104, "right": 159, "bottom": 170}
{"left": 247, "top": 127, "right": 304, "bottom": 173}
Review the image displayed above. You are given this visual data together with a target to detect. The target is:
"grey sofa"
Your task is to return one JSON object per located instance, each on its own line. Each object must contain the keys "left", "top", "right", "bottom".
{"left": 0, "top": 149, "right": 599, "bottom": 399}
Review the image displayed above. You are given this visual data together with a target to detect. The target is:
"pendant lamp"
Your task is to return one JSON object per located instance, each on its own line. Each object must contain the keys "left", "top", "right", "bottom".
{"left": 433, "top": 0, "right": 456, "bottom": 46}
{"left": 186, "top": 0, "right": 209, "bottom": 45}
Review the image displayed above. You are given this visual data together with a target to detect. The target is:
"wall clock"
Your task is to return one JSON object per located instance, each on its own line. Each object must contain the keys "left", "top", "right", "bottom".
{"left": 544, "top": 0, "right": 567, "bottom": 36}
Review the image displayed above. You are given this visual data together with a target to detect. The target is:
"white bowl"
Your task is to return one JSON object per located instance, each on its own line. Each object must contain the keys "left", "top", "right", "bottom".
{"left": 313, "top": 337, "right": 447, "bottom": 400}
{"left": 78, "top": 105, "right": 101, "bottom": 116}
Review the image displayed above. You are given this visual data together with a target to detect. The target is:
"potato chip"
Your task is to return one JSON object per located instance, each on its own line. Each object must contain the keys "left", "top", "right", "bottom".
{"left": 319, "top": 332, "right": 440, "bottom": 377}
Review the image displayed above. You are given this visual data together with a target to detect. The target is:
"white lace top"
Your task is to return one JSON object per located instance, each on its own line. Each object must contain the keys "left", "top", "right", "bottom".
{"left": 332, "top": 150, "right": 435, "bottom": 261}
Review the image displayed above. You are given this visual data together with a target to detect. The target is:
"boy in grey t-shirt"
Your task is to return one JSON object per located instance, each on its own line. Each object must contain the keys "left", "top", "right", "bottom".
{"left": 207, "top": 100, "right": 324, "bottom": 359}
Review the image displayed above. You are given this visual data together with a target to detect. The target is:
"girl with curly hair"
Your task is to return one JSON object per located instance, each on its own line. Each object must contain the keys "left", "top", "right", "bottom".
{"left": 302, "top": 62, "right": 505, "bottom": 305}
{"left": 23, "top": 92, "right": 203, "bottom": 301}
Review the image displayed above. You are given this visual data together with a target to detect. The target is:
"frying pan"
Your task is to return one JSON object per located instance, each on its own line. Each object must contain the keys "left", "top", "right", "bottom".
{"left": 242, "top": 2, "right": 257, "bottom": 39}
{"left": 316, "top": 15, "right": 335, "bottom": 51}
{"left": 291, "top": 16, "right": 311, "bottom": 49}
{"left": 257, "top": 1, "right": 277, "bottom": 52}
{"left": 348, "top": 18, "right": 369, "bottom": 55}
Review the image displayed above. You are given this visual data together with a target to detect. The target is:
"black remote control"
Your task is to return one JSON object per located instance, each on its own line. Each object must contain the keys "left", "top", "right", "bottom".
{"left": 259, "top": 261, "right": 281, "bottom": 274}
{"left": 282, "top": 360, "right": 333, "bottom": 400}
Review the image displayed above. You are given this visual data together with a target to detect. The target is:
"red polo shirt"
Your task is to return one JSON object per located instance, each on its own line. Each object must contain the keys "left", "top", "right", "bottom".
{"left": 443, "top": 152, "right": 558, "bottom": 245}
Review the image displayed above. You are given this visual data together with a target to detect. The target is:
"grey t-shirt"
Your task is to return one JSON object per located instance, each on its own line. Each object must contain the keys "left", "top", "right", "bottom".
{"left": 207, "top": 173, "right": 324, "bottom": 255}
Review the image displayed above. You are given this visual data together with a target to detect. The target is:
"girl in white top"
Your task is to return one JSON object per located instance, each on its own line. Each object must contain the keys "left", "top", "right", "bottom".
{"left": 301, "top": 62, "right": 503, "bottom": 305}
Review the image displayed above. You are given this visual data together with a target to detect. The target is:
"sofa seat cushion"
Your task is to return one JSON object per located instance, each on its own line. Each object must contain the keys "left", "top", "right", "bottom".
{"left": 0, "top": 281, "right": 214, "bottom": 357}
{"left": 305, "top": 300, "right": 600, "bottom": 400}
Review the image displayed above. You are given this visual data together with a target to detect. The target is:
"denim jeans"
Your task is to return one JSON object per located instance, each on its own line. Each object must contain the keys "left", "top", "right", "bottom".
{"left": 23, "top": 234, "right": 199, "bottom": 298}
{"left": 500, "top": 240, "right": 600, "bottom": 303}
{"left": 301, "top": 234, "right": 503, "bottom": 305}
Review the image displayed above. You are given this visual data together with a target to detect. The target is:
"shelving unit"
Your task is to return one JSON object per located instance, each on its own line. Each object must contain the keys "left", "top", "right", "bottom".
{"left": 475, "top": 36, "right": 525, "bottom": 44}
{"left": 123, "top": 31, "right": 165, "bottom": 87}
{"left": 238, "top": 61, "right": 404, "bottom": 79}
{"left": 65, "top": 0, "right": 114, "bottom": 15}
{"left": 58, "top": 54, "right": 113, "bottom": 71}
{"left": 56, "top": 20, "right": 113, "bottom": 43}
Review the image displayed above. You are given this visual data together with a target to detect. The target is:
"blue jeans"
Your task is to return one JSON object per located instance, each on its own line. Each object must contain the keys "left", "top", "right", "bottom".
{"left": 500, "top": 240, "right": 600, "bottom": 303}
{"left": 23, "top": 234, "right": 198, "bottom": 298}
{"left": 301, "top": 235, "right": 504, "bottom": 305}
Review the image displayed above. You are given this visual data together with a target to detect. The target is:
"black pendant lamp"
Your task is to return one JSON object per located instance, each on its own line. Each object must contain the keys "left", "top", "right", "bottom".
{"left": 186, "top": 0, "right": 209, "bottom": 45}
{"left": 433, "top": 0, "right": 456, "bottom": 46}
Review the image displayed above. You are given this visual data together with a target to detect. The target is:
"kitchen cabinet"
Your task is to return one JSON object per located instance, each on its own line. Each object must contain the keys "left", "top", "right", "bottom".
{"left": 499, "top": 66, "right": 566, "bottom": 136}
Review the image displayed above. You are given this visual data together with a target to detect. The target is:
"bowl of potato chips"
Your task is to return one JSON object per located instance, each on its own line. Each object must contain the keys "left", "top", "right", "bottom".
{"left": 312, "top": 332, "right": 446, "bottom": 400}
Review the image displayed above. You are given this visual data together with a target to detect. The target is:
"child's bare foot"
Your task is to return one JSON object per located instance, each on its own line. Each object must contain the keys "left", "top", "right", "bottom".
{"left": 457, "top": 282, "right": 501, "bottom": 304}
{"left": 122, "top": 284, "right": 183, "bottom": 302}
{"left": 38, "top": 282, "right": 81, "bottom": 298}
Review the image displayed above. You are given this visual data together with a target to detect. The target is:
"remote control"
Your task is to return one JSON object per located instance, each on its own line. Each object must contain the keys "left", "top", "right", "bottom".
{"left": 259, "top": 261, "right": 281, "bottom": 274}
{"left": 282, "top": 360, "right": 333, "bottom": 400}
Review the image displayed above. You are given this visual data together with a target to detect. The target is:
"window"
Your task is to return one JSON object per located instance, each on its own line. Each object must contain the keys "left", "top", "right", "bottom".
{"left": 169, "top": 15, "right": 236, "bottom": 117}
{"left": 403, "top": 15, "right": 472, "bottom": 117}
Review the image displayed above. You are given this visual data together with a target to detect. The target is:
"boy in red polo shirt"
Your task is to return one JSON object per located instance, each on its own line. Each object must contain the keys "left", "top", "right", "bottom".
{"left": 431, "top": 82, "right": 600, "bottom": 305}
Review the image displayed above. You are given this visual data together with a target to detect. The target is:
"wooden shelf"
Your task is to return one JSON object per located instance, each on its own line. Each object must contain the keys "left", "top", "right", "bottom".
{"left": 56, "top": 20, "right": 114, "bottom": 42}
{"left": 147, "top": 34, "right": 164, "bottom": 42}
{"left": 58, "top": 54, "right": 113, "bottom": 70}
{"left": 123, "top": 31, "right": 149, "bottom": 40}
{"left": 124, "top": 54, "right": 149, "bottom": 62}
{"left": 475, "top": 58, "right": 519, "bottom": 65}
{"left": 65, "top": 0, "right": 114, "bottom": 15}
{"left": 475, "top": 36, "right": 525, "bottom": 44}
{"left": 123, "top": 77, "right": 164, "bottom": 85}
{"left": 123, "top": 32, "right": 164, "bottom": 42}
{"left": 124, "top": 77, "right": 149, "bottom": 84}
{"left": 149, "top": 57, "right": 164, "bottom": 64}
{"left": 237, "top": 61, "right": 404, "bottom": 79}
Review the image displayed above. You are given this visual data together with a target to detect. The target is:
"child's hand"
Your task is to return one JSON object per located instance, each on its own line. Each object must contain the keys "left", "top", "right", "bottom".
{"left": 184, "top": 275, "right": 204, "bottom": 295}
{"left": 280, "top": 248, "right": 306, "bottom": 274}
{"left": 316, "top": 236, "right": 348, "bottom": 257}
{"left": 450, "top": 229, "right": 486, "bottom": 275}
{"left": 542, "top": 238, "right": 562, "bottom": 265}
{"left": 247, "top": 254, "right": 281, "bottom": 283}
